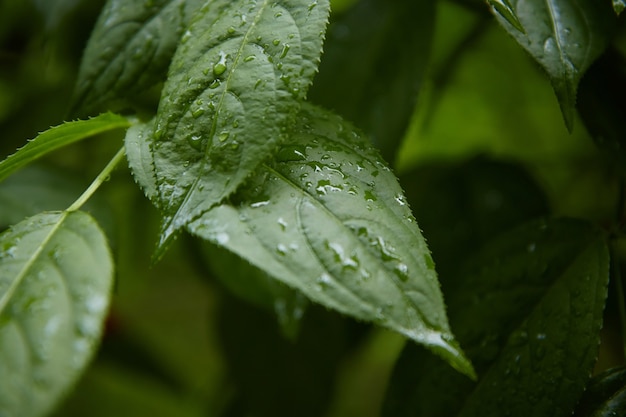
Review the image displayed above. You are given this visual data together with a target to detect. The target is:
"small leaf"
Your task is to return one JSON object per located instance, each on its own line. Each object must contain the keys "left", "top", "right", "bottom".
{"left": 486, "top": 0, "right": 525, "bottom": 34}
{"left": 613, "top": 0, "right": 626, "bottom": 15}
{"left": 0, "top": 211, "right": 113, "bottom": 417}
{"left": 0, "top": 113, "right": 131, "bottom": 183}
{"left": 152, "top": 0, "right": 330, "bottom": 253}
{"left": 188, "top": 103, "right": 474, "bottom": 377}
{"left": 309, "top": 0, "right": 435, "bottom": 163}
{"left": 125, "top": 121, "right": 158, "bottom": 203}
{"left": 382, "top": 218, "right": 609, "bottom": 417}
{"left": 71, "top": 0, "right": 205, "bottom": 114}
{"left": 574, "top": 366, "right": 626, "bottom": 416}
{"left": 491, "top": 0, "right": 616, "bottom": 130}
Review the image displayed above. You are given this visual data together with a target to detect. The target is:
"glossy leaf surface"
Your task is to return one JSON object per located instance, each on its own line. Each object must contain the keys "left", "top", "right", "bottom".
{"left": 152, "top": 0, "right": 330, "bottom": 251}
{"left": 309, "top": 0, "right": 434, "bottom": 163}
{"left": 383, "top": 218, "right": 609, "bottom": 416}
{"left": 0, "top": 211, "right": 113, "bottom": 417}
{"left": 492, "top": 0, "right": 616, "bottom": 129}
{"left": 188, "top": 104, "right": 473, "bottom": 377}
{"left": 0, "top": 113, "right": 131, "bottom": 183}
{"left": 72, "top": 0, "right": 204, "bottom": 114}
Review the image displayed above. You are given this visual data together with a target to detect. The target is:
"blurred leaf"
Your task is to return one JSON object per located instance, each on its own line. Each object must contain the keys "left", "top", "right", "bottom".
{"left": 189, "top": 103, "right": 474, "bottom": 377}
{"left": 71, "top": 0, "right": 205, "bottom": 115}
{"left": 151, "top": 0, "right": 330, "bottom": 253}
{"left": 491, "top": 0, "right": 616, "bottom": 130}
{"left": 31, "top": 0, "right": 84, "bottom": 30}
{"left": 0, "top": 113, "right": 131, "bottom": 183}
{"left": 383, "top": 218, "right": 609, "bottom": 417}
{"left": 202, "top": 242, "right": 309, "bottom": 340}
{"left": 400, "top": 156, "right": 549, "bottom": 278}
{"left": 309, "top": 0, "right": 434, "bottom": 163}
{"left": 613, "top": 0, "right": 625, "bottom": 15}
{"left": 218, "top": 295, "right": 348, "bottom": 417}
{"left": 577, "top": 47, "right": 626, "bottom": 163}
{"left": 574, "top": 366, "right": 626, "bottom": 416}
{"left": 0, "top": 211, "right": 113, "bottom": 417}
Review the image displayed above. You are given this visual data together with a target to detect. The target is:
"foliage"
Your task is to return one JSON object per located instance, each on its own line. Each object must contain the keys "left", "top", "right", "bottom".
{"left": 1, "top": 0, "right": 626, "bottom": 416}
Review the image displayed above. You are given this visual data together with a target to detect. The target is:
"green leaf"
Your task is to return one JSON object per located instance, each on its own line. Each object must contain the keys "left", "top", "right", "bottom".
{"left": 309, "top": 0, "right": 435, "bottom": 163}
{"left": 486, "top": 0, "right": 525, "bottom": 34}
{"left": 0, "top": 211, "right": 114, "bottom": 417}
{"left": 188, "top": 103, "right": 474, "bottom": 377}
{"left": 125, "top": 121, "right": 158, "bottom": 203}
{"left": 0, "top": 113, "right": 131, "bottom": 183}
{"left": 31, "top": 0, "right": 83, "bottom": 29}
{"left": 491, "top": 0, "right": 616, "bottom": 130}
{"left": 613, "top": 0, "right": 625, "bottom": 15}
{"left": 71, "top": 0, "right": 205, "bottom": 115}
{"left": 382, "top": 218, "right": 609, "bottom": 417}
{"left": 574, "top": 366, "right": 626, "bottom": 417}
{"left": 152, "top": 0, "right": 330, "bottom": 253}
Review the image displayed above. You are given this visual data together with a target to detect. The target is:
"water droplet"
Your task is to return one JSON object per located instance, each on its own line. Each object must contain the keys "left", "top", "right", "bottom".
{"left": 218, "top": 131, "right": 230, "bottom": 142}
{"left": 279, "top": 44, "right": 290, "bottom": 59}
{"left": 316, "top": 273, "right": 333, "bottom": 290}
{"left": 527, "top": 243, "right": 536, "bottom": 253}
{"left": 188, "top": 135, "right": 203, "bottom": 150}
{"left": 227, "top": 26, "right": 236, "bottom": 34}
{"left": 213, "top": 51, "right": 228, "bottom": 76}
{"left": 275, "top": 11, "right": 283, "bottom": 17}
{"left": 276, "top": 244, "right": 288, "bottom": 256}
{"left": 424, "top": 254, "right": 435, "bottom": 270}
{"left": 308, "top": 1, "right": 318, "bottom": 11}
{"left": 244, "top": 55, "right": 256, "bottom": 62}
{"left": 277, "top": 217, "right": 288, "bottom": 230}
{"left": 209, "top": 79, "right": 221, "bottom": 89}
{"left": 216, "top": 232, "right": 229, "bottom": 245}
{"left": 394, "top": 263, "right": 409, "bottom": 281}
{"left": 272, "top": 39, "right": 281, "bottom": 46}
{"left": 364, "top": 190, "right": 377, "bottom": 202}
{"left": 250, "top": 200, "right": 270, "bottom": 208}
{"left": 192, "top": 108, "right": 205, "bottom": 118}
{"left": 181, "top": 30, "right": 192, "bottom": 43}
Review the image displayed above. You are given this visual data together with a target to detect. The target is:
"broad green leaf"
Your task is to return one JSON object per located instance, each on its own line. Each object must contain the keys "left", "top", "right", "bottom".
{"left": 613, "top": 0, "right": 625, "bottom": 15}
{"left": 574, "top": 366, "right": 626, "bottom": 416}
{"left": 0, "top": 113, "right": 131, "bottom": 183}
{"left": 188, "top": 103, "right": 474, "bottom": 377}
{"left": 309, "top": 0, "right": 434, "bottom": 163}
{"left": 382, "top": 219, "right": 609, "bottom": 417}
{"left": 0, "top": 211, "right": 113, "bottom": 417}
{"left": 152, "top": 0, "right": 330, "bottom": 253}
{"left": 71, "top": 0, "right": 205, "bottom": 115}
{"left": 491, "top": 0, "right": 616, "bottom": 130}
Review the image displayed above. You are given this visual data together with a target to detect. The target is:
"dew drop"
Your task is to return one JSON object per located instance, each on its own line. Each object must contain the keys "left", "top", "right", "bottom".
{"left": 209, "top": 79, "right": 221, "bottom": 89}
{"left": 192, "top": 108, "right": 205, "bottom": 118}
{"left": 181, "top": 30, "right": 192, "bottom": 43}
{"left": 188, "top": 135, "right": 203, "bottom": 150}
{"left": 218, "top": 131, "right": 230, "bottom": 142}
{"left": 244, "top": 55, "right": 256, "bottom": 62}
{"left": 279, "top": 44, "right": 290, "bottom": 59}
{"left": 394, "top": 263, "right": 409, "bottom": 281}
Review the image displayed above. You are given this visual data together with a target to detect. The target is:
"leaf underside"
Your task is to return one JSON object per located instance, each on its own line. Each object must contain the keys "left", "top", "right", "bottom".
{"left": 151, "top": 0, "right": 330, "bottom": 253}
{"left": 0, "top": 211, "right": 113, "bottom": 417}
{"left": 492, "top": 0, "right": 616, "bottom": 130}
{"left": 188, "top": 103, "right": 474, "bottom": 377}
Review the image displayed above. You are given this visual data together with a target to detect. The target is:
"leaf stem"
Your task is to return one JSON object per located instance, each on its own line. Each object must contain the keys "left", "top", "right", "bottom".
{"left": 67, "top": 146, "right": 126, "bottom": 212}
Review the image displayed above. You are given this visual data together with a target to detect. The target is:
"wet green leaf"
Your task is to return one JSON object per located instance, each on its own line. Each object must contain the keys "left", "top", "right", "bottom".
{"left": 574, "top": 366, "right": 626, "bottom": 417}
{"left": 125, "top": 121, "right": 158, "bottom": 203}
{"left": 309, "top": 0, "right": 434, "bottom": 163}
{"left": 188, "top": 103, "right": 474, "bottom": 377}
{"left": 71, "top": 0, "right": 205, "bottom": 114}
{"left": 152, "top": 0, "right": 330, "bottom": 254}
{"left": 486, "top": 0, "right": 525, "bottom": 34}
{"left": 491, "top": 0, "right": 616, "bottom": 130}
{"left": 0, "top": 113, "right": 131, "bottom": 183}
{"left": 382, "top": 218, "right": 609, "bottom": 417}
{"left": 613, "top": 0, "right": 626, "bottom": 15}
{"left": 0, "top": 211, "right": 113, "bottom": 417}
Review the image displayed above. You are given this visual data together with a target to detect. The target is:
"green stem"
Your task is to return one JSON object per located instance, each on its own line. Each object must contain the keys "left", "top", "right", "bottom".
{"left": 66, "top": 146, "right": 126, "bottom": 212}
